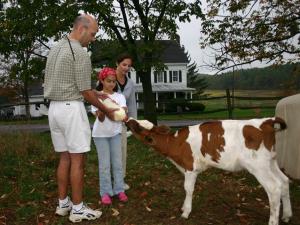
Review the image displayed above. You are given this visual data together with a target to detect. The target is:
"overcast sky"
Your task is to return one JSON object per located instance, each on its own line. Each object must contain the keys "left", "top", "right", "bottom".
{"left": 177, "top": 17, "right": 270, "bottom": 75}
{"left": 177, "top": 17, "right": 212, "bottom": 74}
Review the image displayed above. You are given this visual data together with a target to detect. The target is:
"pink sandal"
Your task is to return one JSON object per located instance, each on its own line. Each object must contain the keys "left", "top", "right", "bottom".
{"left": 118, "top": 192, "right": 128, "bottom": 202}
{"left": 101, "top": 194, "right": 112, "bottom": 205}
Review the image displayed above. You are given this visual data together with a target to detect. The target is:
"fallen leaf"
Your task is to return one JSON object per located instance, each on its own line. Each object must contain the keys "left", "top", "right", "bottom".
{"left": 0, "top": 194, "right": 7, "bottom": 199}
{"left": 111, "top": 208, "right": 119, "bottom": 216}
{"left": 29, "top": 188, "right": 35, "bottom": 194}
{"left": 145, "top": 206, "right": 152, "bottom": 212}
{"left": 140, "top": 191, "right": 148, "bottom": 198}
{"left": 39, "top": 213, "right": 45, "bottom": 218}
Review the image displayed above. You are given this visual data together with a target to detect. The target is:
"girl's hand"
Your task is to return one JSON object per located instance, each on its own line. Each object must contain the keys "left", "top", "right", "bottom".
{"left": 122, "top": 107, "right": 128, "bottom": 122}
{"left": 122, "top": 115, "right": 129, "bottom": 122}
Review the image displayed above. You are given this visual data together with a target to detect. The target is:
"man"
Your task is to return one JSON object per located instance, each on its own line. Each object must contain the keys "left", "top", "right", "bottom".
{"left": 44, "top": 14, "right": 112, "bottom": 223}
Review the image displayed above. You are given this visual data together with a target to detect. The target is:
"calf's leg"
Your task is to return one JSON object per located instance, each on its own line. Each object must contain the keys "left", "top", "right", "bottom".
{"left": 181, "top": 171, "right": 197, "bottom": 218}
{"left": 244, "top": 163, "right": 282, "bottom": 225}
{"left": 270, "top": 159, "right": 292, "bottom": 222}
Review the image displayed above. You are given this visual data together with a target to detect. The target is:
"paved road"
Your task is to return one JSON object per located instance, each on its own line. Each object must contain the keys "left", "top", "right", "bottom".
{"left": 0, "top": 120, "right": 204, "bottom": 133}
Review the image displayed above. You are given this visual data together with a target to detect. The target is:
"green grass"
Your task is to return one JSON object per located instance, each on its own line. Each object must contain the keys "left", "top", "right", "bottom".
{"left": 0, "top": 90, "right": 298, "bottom": 224}
{"left": 156, "top": 107, "right": 275, "bottom": 120}
{"left": 1, "top": 132, "right": 300, "bottom": 225}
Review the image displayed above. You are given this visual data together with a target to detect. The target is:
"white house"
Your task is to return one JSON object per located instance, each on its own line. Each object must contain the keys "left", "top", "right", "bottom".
{"left": 13, "top": 82, "right": 48, "bottom": 117}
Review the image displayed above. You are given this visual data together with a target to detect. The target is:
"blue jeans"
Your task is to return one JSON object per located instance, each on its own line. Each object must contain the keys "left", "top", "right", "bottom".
{"left": 93, "top": 134, "right": 124, "bottom": 197}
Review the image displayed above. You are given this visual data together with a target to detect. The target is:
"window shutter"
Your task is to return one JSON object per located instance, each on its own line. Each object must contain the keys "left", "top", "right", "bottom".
{"left": 179, "top": 70, "right": 182, "bottom": 82}
{"left": 154, "top": 71, "right": 157, "bottom": 83}
{"left": 164, "top": 71, "right": 167, "bottom": 83}
{"left": 169, "top": 71, "right": 172, "bottom": 83}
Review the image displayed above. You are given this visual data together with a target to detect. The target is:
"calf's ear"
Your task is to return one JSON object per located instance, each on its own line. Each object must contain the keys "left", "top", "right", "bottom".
{"left": 153, "top": 125, "right": 171, "bottom": 134}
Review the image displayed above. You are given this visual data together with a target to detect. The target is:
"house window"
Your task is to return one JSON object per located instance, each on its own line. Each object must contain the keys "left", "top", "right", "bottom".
{"left": 172, "top": 71, "right": 178, "bottom": 82}
{"left": 154, "top": 71, "right": 165, "bottom": 83}
{"left": 169, "top": 70, "right": 182, "bottom": 83}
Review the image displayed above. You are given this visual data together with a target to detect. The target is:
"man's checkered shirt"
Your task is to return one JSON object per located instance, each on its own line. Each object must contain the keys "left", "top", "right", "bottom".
{"left": 44, "top": 38, "right": 92, "bottom": 101}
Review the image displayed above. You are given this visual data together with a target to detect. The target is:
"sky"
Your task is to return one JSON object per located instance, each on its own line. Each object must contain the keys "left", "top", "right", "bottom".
{"left": 177, "top": 17, "right": 269, "bottom": 75}
{"left": 177, "top": 17, "right": 213, "bottom": 74}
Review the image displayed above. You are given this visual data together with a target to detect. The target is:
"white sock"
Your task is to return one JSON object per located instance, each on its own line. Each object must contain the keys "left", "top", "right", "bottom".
{"left": 58, "top": 196, "right": 69, "bottom": 206}
{"left": 72, "top": 202, "right": 83, "bottom": 211}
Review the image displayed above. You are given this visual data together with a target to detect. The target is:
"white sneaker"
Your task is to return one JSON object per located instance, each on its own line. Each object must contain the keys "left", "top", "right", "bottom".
{"left": 55, "top": 198, "right": 73, "bottom": 216}
{"left": 124, "top": 183, "right": 130, "bottom": 190}
{"left": 69, "top": 204, "right": 102, "bottom": 223}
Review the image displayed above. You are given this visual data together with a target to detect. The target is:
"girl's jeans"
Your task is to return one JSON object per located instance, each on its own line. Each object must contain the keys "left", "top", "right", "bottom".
{"left": 93, "top": 134, "right": 124, "bottom": 197}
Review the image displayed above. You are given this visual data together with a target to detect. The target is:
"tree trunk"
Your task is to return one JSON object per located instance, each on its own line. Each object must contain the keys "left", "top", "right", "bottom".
{"left": 139, "top": 69, "right": 157, "bottom": 125}
{"left": 23, "top": 55, "right": 31, "bottom": 120}
{"left": 23, "top": 73, "right": 31, "bottom": 120}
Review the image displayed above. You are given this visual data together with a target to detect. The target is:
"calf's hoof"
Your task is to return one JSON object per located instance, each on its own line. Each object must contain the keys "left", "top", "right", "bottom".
{"left": 281, "top": 215, "right": 291, "bottom": 223}
{"left": 181, "top": 212, "right": 190, "bottom": 219}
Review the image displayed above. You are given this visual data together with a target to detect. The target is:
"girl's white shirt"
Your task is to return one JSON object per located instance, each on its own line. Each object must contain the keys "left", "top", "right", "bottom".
{"left": 91, "top": 92, "right": 126, "bottom": 137}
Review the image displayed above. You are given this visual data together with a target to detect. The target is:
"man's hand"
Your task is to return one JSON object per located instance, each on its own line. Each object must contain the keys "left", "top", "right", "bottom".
{"left": 81, "top": 89, "right": 118, "bottom": 120}
{"left": 96, "top": 110, "right": 105, "bottom": 122}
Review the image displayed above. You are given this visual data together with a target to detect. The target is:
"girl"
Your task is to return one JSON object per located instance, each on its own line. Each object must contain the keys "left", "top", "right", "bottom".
{"left": 92, "top": 67, "right": 128, "bottom": 205}
{"left": 115, "top": 53, "right": 137, "bottom": 190}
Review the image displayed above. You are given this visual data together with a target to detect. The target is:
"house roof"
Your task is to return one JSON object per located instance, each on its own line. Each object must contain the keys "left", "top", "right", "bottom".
{"left": 158, "top": 40, "right": 189, "bottom": 63}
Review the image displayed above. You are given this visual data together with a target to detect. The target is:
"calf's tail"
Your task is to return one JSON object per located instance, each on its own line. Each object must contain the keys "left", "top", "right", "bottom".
{"left": 273, "top": 117, "right": 287, "bottom": 131}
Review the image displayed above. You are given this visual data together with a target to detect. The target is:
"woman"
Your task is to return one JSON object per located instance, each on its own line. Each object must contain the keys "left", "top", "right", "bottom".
{"left": 115, "top": 53, "right": 137, "bottom": 190}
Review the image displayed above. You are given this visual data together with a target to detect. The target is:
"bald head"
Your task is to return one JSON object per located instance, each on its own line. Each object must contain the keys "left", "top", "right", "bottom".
{"left": 69, "top": 14, "right": 98, "bottom": 47}
{"left": 73, "top": 14, "right": 97, "bottom": 30}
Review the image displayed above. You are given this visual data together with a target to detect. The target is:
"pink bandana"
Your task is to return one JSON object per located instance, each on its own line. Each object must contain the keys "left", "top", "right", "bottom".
{"left": 98, "top": 67, "right": 116, "bottom": 80}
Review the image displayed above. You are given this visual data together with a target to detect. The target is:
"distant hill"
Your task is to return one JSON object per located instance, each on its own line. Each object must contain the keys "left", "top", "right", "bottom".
{"left": 198, "top": 63, "right": 300, "bottom": 90}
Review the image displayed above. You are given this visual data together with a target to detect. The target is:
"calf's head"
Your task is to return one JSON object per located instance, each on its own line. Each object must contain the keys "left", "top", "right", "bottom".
{"left": 125, "top": 118, "right": 171, "bottom": 146}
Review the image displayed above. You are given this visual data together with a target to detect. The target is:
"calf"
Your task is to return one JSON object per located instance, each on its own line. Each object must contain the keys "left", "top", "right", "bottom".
{"left": 125, "top": 117, "right": 292, "bottom": 225}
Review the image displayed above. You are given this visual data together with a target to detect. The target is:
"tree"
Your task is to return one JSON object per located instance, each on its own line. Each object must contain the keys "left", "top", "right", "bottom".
{"left": 1, "top": 0, "right": 204, "bottom": 123}
{"left": 200, "top": 0, "right": 300, "bottom": 73}
{"left": 187, "top": 61, "right": 208, "bottom": 97}
{"left": 0, "top": 0, "right": 78, "bottom": 118}
{"left": 79, "top": 0, "right": 204, "bottom": 124}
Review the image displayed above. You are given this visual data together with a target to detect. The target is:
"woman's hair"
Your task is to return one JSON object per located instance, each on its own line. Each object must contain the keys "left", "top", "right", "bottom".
{"left": 116, "top": 53, "right": 133, "bottom": 65}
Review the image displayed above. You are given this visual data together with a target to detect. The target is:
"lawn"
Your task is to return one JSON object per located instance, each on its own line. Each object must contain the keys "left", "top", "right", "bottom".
{"left": 0, "top": 131, "right": 300, "bottom": 225}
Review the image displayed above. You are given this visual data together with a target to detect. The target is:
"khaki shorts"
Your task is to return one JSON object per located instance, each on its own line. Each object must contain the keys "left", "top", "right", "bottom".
{"left": 48, "top": 100, "right": 91, "bottom": 153}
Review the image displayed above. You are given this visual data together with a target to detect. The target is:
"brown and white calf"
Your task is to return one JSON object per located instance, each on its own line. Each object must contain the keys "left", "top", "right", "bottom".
{"left": 125, "top": 117, "right": 292, "bottom": 225}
